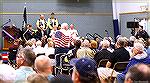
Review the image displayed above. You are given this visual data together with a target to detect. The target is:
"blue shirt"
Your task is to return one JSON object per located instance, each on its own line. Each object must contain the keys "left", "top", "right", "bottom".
{"left": 15, "top": 66, "right": 35, "bottom": 83}
{"left": 122, "top": 55, "right": 150, "bottom": 75}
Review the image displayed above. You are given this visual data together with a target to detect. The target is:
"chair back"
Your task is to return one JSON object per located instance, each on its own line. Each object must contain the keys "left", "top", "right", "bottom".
{"left": 109, "top": 61, "right": 129, "bottom": 82}
{"left": 113, "top": 61, "right": 129, "bottom": 72}
{"left": 98, "top": 59, "right": 109, "bottom": 67}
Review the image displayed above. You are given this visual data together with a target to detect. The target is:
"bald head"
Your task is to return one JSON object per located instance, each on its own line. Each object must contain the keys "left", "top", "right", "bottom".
{"left": 34, "top": 55, "right": 55, "bottom": 73}
{"left": 40, "top": 14, "right": 44, "bottom": 20}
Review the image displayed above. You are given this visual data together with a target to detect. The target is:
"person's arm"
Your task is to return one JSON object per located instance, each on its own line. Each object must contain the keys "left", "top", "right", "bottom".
{"left": 36, "top": 20, "right": 40, "bottom": 29}
{"left": 55, "top": 18, "right": 58, "bottom": 27}
{"left": 47, "top": 18, "right": 53, "bottom": 30}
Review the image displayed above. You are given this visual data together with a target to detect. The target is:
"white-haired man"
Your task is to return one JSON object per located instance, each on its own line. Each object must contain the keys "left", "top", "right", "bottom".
{"left": 33, "top": 40, "right": 45, "bottom": 56}
{"left": 94, "top": 39, "right": 113, "bottom": 65}
{"left": 54, "top": 23, "right": 71, "bottom": 54}
{"left": 117, "top": 42, "right": 150, "bottom": 82}
{"left": 34, "top": 55, "right": 55, "bottom": 80}
{"left": 77, "top": 39, "right": 95, "bottom": 58}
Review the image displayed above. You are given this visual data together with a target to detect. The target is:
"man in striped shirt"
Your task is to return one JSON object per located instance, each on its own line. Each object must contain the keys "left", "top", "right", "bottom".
{"left": 54, "top": 23, "right": 71, "bottom": 54}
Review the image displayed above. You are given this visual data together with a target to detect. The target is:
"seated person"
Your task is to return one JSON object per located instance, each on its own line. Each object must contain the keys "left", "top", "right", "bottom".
{"left": 34, "top": 55, "right": 55, "bottom": 80}
{"left": 106, "top": 37, "right": 130, "bottom": 68}
{"left": 97, "top": 37, "right": 130, "bottom": 81}
{"left": 70, "top": 58, "right": 100, "bottom": 83}
{"left": 117, "top": 42, "right": 150, "bottom": 83}
{"left": 77, "top": 39, "right": 95, "bottom": 58}
{"left": 125, "top": 64, "right": 150, "bottom": 83}
{"left": 27, "top": 73, "right": 49, "bottom": 83}
{"left": 94, "top": 39, "right": 112, "bottom": 65}
{"left": 15, "top": 48, "right": 36, "bottom": 83}
{"left": 33, "top": 40, "right": 45, "bottom": 56}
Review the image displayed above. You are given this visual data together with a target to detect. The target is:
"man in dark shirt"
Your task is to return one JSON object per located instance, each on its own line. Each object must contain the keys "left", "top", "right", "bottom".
{"left": 135, "top": 25, "right": 149, "bottom": 40}
{"left": 94, "top": 39, "right": 112, "bottom": 65}
{"left": 106, "top": 37, "right": 130, "bottom": 68}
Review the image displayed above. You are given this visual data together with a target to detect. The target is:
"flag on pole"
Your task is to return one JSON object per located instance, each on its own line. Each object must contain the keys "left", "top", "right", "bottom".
{"left": 22, "top": 3, "right": 27, "bottom": 32}
{"left": 23, "top": 5, "right": 27, "bottom": 24}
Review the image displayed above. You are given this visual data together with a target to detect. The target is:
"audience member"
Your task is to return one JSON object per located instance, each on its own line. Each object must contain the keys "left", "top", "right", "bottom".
{"left": 146, "top": 38, "right": 150, "bottom": 56}
{"left": 27, "top": 73, "right": 49, "bottom": 83}
{"left": 8, "top": 39, "right": 21, "bottom": 65}
{"left": 70, "top": 58, "right": 100, "bottom": 83}
{"left": 106, "top": 37, "right": 130, "bottom": 68}
{"left": 44, "top": 41, "right": 55, "bottom": 57}
{"left": 94, "top": 36, "right": 101, "bottom": 49}
{"left": 97, "top": 37, "right": 130, "bottom": 81}
{"left": 90, "top": 40, "right": 98, "bottom": 53}
{"left": 24, "top": 40, "right": 33, "bottom": 48}
{"left": 94, "top": 39, "right": 112, "bottom": 65}
{"left": 68, "top": 39, "right": 81, "bottom": 58}
{"left": 34, "top": 55, "right": 55, "bottom": 80}
{"left": 125, "top": 64, "right": 150, "bottom": 83}
{"left": 117, "top": 42, "right": 150, "bottom": 83}
{"left": 0, "top": 64, "right": 16, "bottom": 83}
{"left": 15, "top": 48, "right": 36, "bottom": 83}
{"left": 30, "top": 38, "right": 36, "bottom": 49}
{"left": 33, "top": 40, "right": 45, "bottom": 56}
{"left": 77, "top": 39, "right": 95, "bottom": 58}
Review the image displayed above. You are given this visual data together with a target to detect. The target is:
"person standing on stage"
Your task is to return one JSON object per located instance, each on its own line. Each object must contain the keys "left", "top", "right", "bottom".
{"left": 69, "top": 24, "right": 78, "bottom": 39}
{"left": 47, "top": 12, "right": 58, "bottom": 37}
{"left": 36, "top": 14, "right": 47, "bottom": 40}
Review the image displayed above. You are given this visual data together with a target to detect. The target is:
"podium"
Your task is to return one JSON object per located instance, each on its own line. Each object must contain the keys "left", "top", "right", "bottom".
{"left": 2, "top": 26, "right": 21, "bottom": 50}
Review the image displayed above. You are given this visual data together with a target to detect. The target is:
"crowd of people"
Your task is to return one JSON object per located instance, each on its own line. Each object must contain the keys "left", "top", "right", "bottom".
{"left": 0, "top": 13, "right": 150, "bottom": 83}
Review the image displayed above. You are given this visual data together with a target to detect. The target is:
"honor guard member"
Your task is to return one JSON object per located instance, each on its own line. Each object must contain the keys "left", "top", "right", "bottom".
{"left": 36, "top": 14, "right": 47, "bottom": 32}
{"left": 47, "top": 12, "right": 58, "bottom": 37}
{"left": 36, "top": 14, "right": 47, "bottom": 40}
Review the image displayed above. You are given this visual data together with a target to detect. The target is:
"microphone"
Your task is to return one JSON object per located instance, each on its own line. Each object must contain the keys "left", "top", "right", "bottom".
{"left": 104, "top": 30, "right": 108, "bottom": 32}
{"left": 9, "top": 19, "right": 11, "bottom": 22}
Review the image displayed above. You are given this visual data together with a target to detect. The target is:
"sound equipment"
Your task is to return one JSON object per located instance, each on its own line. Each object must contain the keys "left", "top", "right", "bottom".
{"left": 127, "top": 22, "right": 139, "bottom": 28}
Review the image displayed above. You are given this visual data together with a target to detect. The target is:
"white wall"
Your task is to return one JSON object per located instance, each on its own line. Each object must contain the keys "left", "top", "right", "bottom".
{"left": 112, "top": 0, "right": 150, "bottom": 37}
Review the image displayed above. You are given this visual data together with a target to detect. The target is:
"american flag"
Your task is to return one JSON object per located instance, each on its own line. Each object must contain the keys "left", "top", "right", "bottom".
{"left": 54, "top": 31, "right": 70, "bottom": 48}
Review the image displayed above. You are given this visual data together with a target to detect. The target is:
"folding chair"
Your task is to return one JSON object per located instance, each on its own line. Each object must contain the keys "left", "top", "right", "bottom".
{"left": 109, "top": 61, "right": 129, "bottom": 82}
{"left": 98, "top": 59, "right": 109, "bottom": 67}
{"left": 113, "top": 61, "right": 129, "bottom": 72}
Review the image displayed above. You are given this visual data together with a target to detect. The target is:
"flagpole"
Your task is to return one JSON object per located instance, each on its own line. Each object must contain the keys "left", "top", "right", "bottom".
{"left": 22, "top": 2, "right": 27, "bottom": 41}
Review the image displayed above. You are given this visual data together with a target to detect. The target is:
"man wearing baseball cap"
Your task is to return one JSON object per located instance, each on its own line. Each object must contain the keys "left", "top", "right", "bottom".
{"left": 70, "top": 58, "right": 100, "bottom": 83}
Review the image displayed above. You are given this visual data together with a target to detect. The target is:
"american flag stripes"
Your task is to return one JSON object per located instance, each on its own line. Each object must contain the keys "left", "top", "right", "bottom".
{"left": 54, "top": 31, "right": 70, "bottom": 48}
